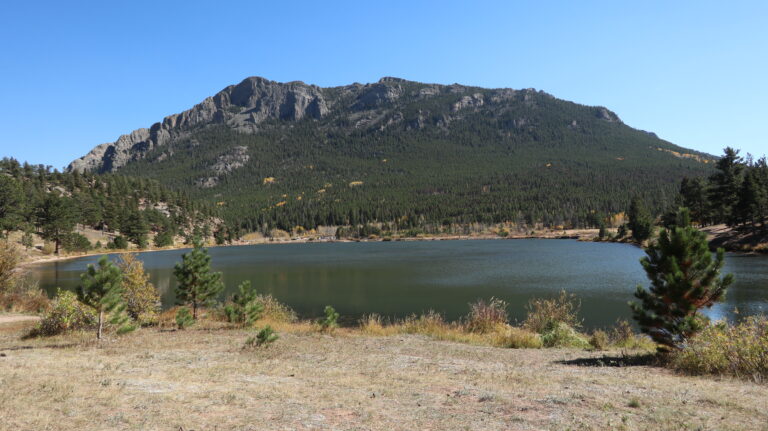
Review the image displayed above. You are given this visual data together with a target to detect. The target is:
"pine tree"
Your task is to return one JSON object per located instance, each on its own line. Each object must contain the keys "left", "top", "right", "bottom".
{"left": 0, "top": 176, "right": 23, "bottom": 237}
{"left": 627, "top": 197, "right": 653, "bottom": 243}
{"left": 36, "top": 194, "right": 78, "bottom": 254}
{"left": 123, "top": 210, "right": 149, "bottom": 248}
{"left": 77, "top": 256, "right": 135, "bottom": 339}
{"left": 630, "top": 212, "right": 733, "bottom": 351}
{"left": 735, "top": 165, "right": 767, "bottom": 229}
{"left": 173, "top": 239, "right": 224, "bottom": 319}
{"left": 679, "top": 177, "right": 710, "bottom": 225}
{"left": 224, "top": 280, "right": 264, "bottom": 326}
{"left": 708, "top": 147, "right": 744, "bottom": 225}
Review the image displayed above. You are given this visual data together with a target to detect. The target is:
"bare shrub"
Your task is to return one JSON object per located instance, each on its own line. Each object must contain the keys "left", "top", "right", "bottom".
{"left": 523, "top": 290, "right": 581, "bottom": 333}
{"left": 0, "top": 276, "right": 50, "bottom": 313}
{"left": 0, "top": 241, "right": 20, "bottom": 293}
{"left": 257, "top": 294, "right": 297, "bottom": 323}
{"left": 464, "top": 297, "right": 508, "bottom": 333}
{"left": 589, "top": 329, "right": 610, "bottom": 351}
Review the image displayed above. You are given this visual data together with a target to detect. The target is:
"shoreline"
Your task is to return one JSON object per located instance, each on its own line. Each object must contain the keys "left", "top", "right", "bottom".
{"left": 19, "top": 229, "right": 601, "bottom": 267}
{"left": 19, "top": 225, "right": 767, "bottom": 269}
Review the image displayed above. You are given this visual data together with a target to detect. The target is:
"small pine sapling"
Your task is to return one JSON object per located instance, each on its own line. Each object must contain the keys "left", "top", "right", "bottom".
{"left": 173, "top": 239, "right": 224, "bottom": 319}
{"left": 175, "top": 306, "right": 194, "bottom": 330}
{"left": 76, "top": 256, "right": 135, "bottom": 339}
{"left": 244, "top": 326, "right": 279, "bottom": 349}
{"left": 224, "top": 280, "right": 264, "bottom": 326}
{"left": 319, "top": 305, "right": 340, "bottom": 332}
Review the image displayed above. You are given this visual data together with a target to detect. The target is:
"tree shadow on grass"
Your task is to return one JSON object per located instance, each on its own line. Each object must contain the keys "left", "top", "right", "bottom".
{"left": 0, "top": 343, "right": 78, "bottom": 352}
{"left": 556, "top": 353, "right": 658, "bottom": 368}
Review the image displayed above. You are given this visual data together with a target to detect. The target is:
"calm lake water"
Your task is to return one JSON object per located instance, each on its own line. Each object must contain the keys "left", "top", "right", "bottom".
{"left": 27, "top": 239, "right": 768, "bottom": 329}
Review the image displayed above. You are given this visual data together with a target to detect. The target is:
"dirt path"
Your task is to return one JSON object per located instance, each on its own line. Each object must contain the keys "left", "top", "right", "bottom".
{"left": 0, "top": 314, "right": 40, "bottom": 325}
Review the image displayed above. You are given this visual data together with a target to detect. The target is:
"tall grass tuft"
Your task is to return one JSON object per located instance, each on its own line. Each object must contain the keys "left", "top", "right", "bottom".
{"left": 465, "top": 297, "right": 508, "bottom": 334}
{"left": 523, "top": 290, "right": 581, "bottom": 333}
{"left": 257, "top": 294, "right": 297, "bottom": 323}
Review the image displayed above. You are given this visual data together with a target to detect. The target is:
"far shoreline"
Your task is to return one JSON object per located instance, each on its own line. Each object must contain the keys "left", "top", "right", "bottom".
{"left": 20, "top": 229, "right": 603, "bottom": 268}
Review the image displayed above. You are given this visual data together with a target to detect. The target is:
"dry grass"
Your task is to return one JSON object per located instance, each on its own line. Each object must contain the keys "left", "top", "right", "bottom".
{"left": 670, "top": 317, "right": 768, "bottom": 382}
{"left": 1, "top": 319, "right": 766, "bottom": 430}
{"left": 523, "top": 289, "right": 582, "bottom": 333}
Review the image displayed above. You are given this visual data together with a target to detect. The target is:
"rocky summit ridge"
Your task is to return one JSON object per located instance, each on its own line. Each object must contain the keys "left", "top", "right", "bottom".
{"left": 68, "top": 76, "right": 622, "bottom": 173}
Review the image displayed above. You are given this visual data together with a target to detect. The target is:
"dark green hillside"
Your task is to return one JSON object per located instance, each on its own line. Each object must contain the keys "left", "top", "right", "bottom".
{"left": 0, "top": 158, "right": 217, "bottom": 251}
{"left": 73, "top": 77, "right": 714, "bottom": 232}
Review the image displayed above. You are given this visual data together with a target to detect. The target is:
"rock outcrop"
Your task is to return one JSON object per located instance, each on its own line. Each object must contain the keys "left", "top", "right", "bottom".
{"left": 69, "top": 77, "right": 329, "bottom": 173}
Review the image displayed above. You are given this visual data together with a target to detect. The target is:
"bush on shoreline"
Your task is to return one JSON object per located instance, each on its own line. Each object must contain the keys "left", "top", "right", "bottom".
{"left": 670, "top": 317, "right": 768, "bottom": 382}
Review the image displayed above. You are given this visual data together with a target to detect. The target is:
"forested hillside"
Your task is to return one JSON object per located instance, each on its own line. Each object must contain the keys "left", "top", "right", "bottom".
{"left": 0, "top": 158, "right": 219, "bottom": 253}
{"left": 69, "top": 77, "right": 715, "bottom": 233}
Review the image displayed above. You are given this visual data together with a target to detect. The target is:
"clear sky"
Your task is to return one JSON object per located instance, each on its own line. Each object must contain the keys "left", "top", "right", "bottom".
{"left": 1, "top": 0, "right": 766, "bottom": 169}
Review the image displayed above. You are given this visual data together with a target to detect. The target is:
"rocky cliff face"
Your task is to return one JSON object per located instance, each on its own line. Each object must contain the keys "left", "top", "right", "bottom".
{"left": 68, "top": 76, "right": 624, "bottom": 173}
{"left": 69, "top": 77, "right": 330, "bottom": 172}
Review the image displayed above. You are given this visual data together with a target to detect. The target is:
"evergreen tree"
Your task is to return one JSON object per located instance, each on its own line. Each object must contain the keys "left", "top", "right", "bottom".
{"left": 627, "top": 197, "right": 653, "bottom": 243}
{"left": 77, "top": 256, "right": 135, "bottom": 339}
{"left": 679, "top": 177, "right": 710, "bottom": 225}
{"left": 123, "top": 210, "right": 149, "bottom": 248}
{"left": 630, "top": 213, "right": 733, "bottom": 351}
{"left": 36, "top": 194, "right": 77, "bottom": 254}
{"left": 0, "top": 176, "right": 23, "bottom": 237}
{"left": 173, "top": 239, "right": 224, "bottom": 319}
{"left": 708, "top": 147, "right": 744, "bottom": 225}
{"left": 223, "top": 280, "right": 264, "bottom": 326}
{"left": 154, "top": 227, "right": 175, "bottom": 247}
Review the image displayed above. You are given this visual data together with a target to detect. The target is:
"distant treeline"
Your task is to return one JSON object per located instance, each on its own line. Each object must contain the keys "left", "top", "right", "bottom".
{"left": 0, "top": 158, "right": 220, "bottom": 252}
{"left": 677, "top": 147, "right": 767, "bottom": 232}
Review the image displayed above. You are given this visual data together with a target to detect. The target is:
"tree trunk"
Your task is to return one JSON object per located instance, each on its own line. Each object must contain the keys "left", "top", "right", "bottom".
{"left": 192, "top": 301, "right": 197, "bottom": 320}
{"left": 97, "top": 310, "right": 103, "bottom": 340}
{"left": 55, "top": 238, "right": 60, "bottom": 255}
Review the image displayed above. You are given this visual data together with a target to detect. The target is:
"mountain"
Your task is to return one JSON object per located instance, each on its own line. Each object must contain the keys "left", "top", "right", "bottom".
{"left": 69, "top": 76, "right": 714, "bottom": 232}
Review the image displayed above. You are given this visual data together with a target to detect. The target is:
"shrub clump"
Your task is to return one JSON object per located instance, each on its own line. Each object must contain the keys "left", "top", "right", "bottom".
{"left": 318, "top": 305, "right": 340, "bottom": 332}
{"left": 223, "top": 281, "right": 263, "bottom": 326}
{"left": 175, "top": 306, "right": 194, "bottom": 329}
{"left": 0, "top": 242, "right": 50, "bottom": 312}
{"left": 523, "top": 290, "right": 582, "bottom": 333}
{"left": 245, "top": 325, "right": 279, "bottom": 348}
{"left": 402, "top": 310, "right": 450, "bottom": 336}
{"left": 540, "top": 321, "right": 590, "bottom": 348}
{"left": 669, "top": 317, "right": 768, "bottom": 382}
{"left": 117, "top": 253, "right": 160, "bottom": 325}
{"left": 465, "top": 297, "right": 508, "bottom": 333}
{"left": 31, "top": 289, "right": 96, "bottom": 336}
{"left": 589, "top": 329, "right": 610, "bottom": 350}
{"left": 492, "top": 327, "right": 543, "bottom": 349}
{"left": 257, "top": 294, "right": 297, "bottom": 323}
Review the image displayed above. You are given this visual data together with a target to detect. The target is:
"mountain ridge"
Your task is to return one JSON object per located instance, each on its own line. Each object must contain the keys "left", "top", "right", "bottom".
{"left": 68, "top": 76, "right": 638, "bottom": 173}
{"left": 67, "top": 76, "right": 714, "bottom": 232}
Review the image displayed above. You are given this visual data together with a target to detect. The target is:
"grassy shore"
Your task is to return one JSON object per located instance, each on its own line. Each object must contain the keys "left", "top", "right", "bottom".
{"left": 1, "top": 319, "right": 766, "bottom": 431}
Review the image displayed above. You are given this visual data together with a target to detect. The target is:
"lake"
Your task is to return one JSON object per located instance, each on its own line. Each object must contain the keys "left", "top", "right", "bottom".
{"left": 26, "top": 239, "right": 768, "bottom": 329}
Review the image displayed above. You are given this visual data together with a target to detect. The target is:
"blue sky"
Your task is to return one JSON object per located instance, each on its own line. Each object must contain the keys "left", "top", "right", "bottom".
{"left": 1, "top": 1, "right": 766, "bottom": 169}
